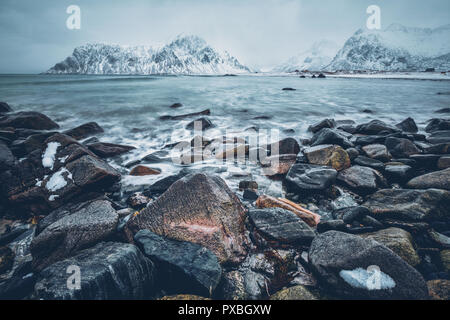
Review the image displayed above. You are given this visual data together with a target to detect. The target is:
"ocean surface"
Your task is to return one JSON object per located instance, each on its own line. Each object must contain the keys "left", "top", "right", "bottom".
{"left": 1, "top": 74, "right": 449, "bottom": 196}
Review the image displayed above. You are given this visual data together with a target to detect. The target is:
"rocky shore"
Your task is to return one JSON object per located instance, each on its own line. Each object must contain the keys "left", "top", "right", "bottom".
{"left": 0, "top": 100, "right": 449, "bottom": 300}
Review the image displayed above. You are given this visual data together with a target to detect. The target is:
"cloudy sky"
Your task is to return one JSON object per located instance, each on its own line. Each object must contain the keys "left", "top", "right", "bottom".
{"left": 0, "top": 0, "right": 449, "bottom": 73}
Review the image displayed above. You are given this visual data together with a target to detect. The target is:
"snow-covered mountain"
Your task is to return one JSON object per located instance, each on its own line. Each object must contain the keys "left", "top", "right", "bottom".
{"left": 273, "top": 40, "right": 340, "bottom": 72}
{"left": 46, "top": 35, "right": 251, "bottom": 75}
{"left": 328, "top": 24, "right": 450, "bottom": 71}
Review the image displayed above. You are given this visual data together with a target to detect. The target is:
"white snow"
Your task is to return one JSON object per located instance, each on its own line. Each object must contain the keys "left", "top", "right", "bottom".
{"left": 45, "top": 167, "right": 73, "bottom": 192}
{"left": 340, "top": 267, "right": 396, "bottom": 291}
{"left": 48, "top": 195, "right": 60, "bottom": 202}
{"left": 58, "top": 156, "right": 69, "bottom": 164}
{"left": 42, "top": 142, "right": 61, "bottom": 170}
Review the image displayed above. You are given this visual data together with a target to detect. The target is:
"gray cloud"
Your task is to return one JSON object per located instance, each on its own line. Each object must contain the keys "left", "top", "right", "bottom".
{"left": 0, "top": 0, "right": 449, "bottom": 73}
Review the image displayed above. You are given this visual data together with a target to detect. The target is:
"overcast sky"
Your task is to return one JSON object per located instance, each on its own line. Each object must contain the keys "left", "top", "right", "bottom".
{"left": 0, "top": 0, "right": 449, "bottom": 73}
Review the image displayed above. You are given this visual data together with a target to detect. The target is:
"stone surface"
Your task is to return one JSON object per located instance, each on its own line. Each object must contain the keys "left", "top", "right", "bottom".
{"left": 427, "top": 280, "right": 450, "bottom": 300}
{"left": 284, "top": 163, "right": 337, "bottom": 193}
{"left": 309, "top": 119, "right": 336, "bottom": 133}
{"left": 356, "top": 120, "right": 399, "bottom": 135}
{"left": 263, "top": 154, "right": 296, "bottom": 176}
{"left": 268, "top": 137, "right": 300, "bottom": 156}
{"left": 135, "top": 230, "right": 222, "bottom": 297}
{"left": 427, "top": 130, "right": 450, "bottom": 145}
{"left": 34, "top": 242, "right": 155, "bottom": 300}
{"left": 406, "top": 168, "right": 450, "bottom": 191}
{"left": 337, "top": 165, "right": 386, "bottom": 194}
{"left": 303, "top": 144, "right": 350, "bottom": 171}
{"left": 353, "top": 156, "right": 384, "bottom": 170}
{"left": 438, "top": 156, "right": 450, "bottom": 169}
{"left": 0, "top": 112, "right": 59, "bottom": 130}
{"left": 0, "top": 246, "right": 14, "bottom": 274}
{"left": 360, "top": 228, "right": 420, "bottom": 267}
{"left": 362, "top": 144, "right": 392, "bottom": 162}
{"left": 0, "top": 102, "right": 12, "bottom": 113}
{"left": 384, "top": 164, "right": 412, "bottom": 182}
{"left": 0, "top": 142, "right": 14, "bottom": 172}
{"left": 63, "top": 122, "right": 104, "bottom": 140}
{"left": 87, "top": 142, "right": 135, "bottom": 158}
{"left": 125, "top": 173, "right": 248, "bottom": 265}
{"left": 441, "top": 250, "right": 450, "bottom": 273}
{"left": 270, "top": 285, "right": 318, "bottom": 300}
{"left": 309, "top": 231, "right": 428, "bottom": 299}
{"left": 396, "top": 117, "right": 418, "bottom": 133}
{"left": 310, "top": 128, "right": 353, "bottom": 149}
{"left": 426, "top": 119, "right": 450, "bottom": 133}
{"left": 30, "top": 200, "right": 119, "bottom": 271}
{"left": 385, "top": 137, "right": 421, "bottom": 158}
{"left": 363, "top": 189, "right": 450, "bottom": 222}
{"left": 186, "top": 117, "right": 214, "bottom": 131}
{"left": 129, "top": 165, "right": 161, "bottom": 176}
{"left": 247, "top": 208, "right": 316, "bottom": 245}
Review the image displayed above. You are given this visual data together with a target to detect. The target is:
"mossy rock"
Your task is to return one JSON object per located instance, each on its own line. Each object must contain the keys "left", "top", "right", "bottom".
{"left": 270, "top": 285, "right": 318, "bottom": 300}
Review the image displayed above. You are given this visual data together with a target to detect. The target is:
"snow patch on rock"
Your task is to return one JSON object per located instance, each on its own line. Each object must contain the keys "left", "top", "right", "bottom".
{"left": 340, "top": 267, "right": 396, "bottom": 291}
{"left": 42, "top": 142, "right": 61, "bottom": 170}
{"left": 46, "top": 168, "right": 73, "bottom": 192}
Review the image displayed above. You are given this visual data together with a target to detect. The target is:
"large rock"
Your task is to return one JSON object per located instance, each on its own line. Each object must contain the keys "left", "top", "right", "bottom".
{"left": 427, "top": 130, "right": 450, "bottom": 144}
{"left": 63, "top": 122, "right": 104, "bottom": 140}
{"left": 438, "top": 156, "right": 450, "bottom": 169}
{"left": 360, "top": 228, "right": 420, "bottom": 267}
{"left": 384, "top": 164, "right": 412, "bottom": 183}
{"left": 87, "top": 142, "right": 135, "bottom": 158}
{"left": 0, "top": 102, "right": 12, "bottom": 113}
{"left": 308, "top": 231, "right": 428, "bottom": 299}
{"left": 354, "top": 156, "right": 384, "bottom": 170}
{"left": 396, "top": 118, "right": 418, "bottom": 133}
{"left": 308, "top": 119, "right": 336, "bottom": 133}
{"left": 247, "top": 208, "right": 316, "bottom": 245}
{"left": 427, "top": 280, "right": 450, "bottom": 300}
{"left": 268, "top": 137, "right": 300, "bottom": 156}
{"left": 426, "top": 119, "right": 450, "bottom": 133}
{"left": 337, "top": 165, "right": 386, "bottom": 195}
{"left": 356, "top": 120, "right": 399, "bottom": 135}
{"left": 303, "top": 144, "right": 350, "bottom": 171}
{"left": 186, "top": 118, "right": 214, "bottom": 131}
{"left": 0, "top": 112, "right": 59, "bottom": 130}
{"left": 30, "top": 200, "right": 119, "bottom": 271}
{"left": 406, "top": 168, "right": 450, "bottom": 191}
{"left": 310, "top": 128, "right": 353, "bottom": 149}
{"left": 284, "top": 163, "right": 337, "bottom": 193}
{"left": 143, "top": 170, "right": 189, "bottom": 197}
{"left": 362, "top": 144, "right": 392, "bottom": 162}
{"left": 34, "top": 242, "right": 155, "bottom": 300}
{"left": 363, "top": 189, "right": 450, "bottom": 221}
{"left": 134, "top": 230, "right": 222, "bottom": 296}
{"left": 0, "top": 142, "right": 14, "bottom": 172}
{"left": 125, "top": 173, "right": 248, "bottom": 265}
{"left": 385, "top": 137, "right": 421, "bottom": 158}
{"left": 270, "top": 285, "right": 318, "bottom": 300}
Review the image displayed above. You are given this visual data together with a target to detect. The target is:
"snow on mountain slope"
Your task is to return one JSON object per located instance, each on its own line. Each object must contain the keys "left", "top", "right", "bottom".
{"left": 273, "top": 40, "right": 340, "bottom": 72}
{"left": 46, "top": 35, "right": 251, "bottom": 75}
{"left": 328, "top": 24, "right": 450, "bottom": 71}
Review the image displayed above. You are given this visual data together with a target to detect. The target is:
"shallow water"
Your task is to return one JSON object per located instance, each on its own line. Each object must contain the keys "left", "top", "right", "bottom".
{"left": 1, "top": 74, "right": 449, "bottom": 195}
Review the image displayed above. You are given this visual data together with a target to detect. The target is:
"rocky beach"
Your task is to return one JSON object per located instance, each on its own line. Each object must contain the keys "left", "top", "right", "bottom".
{"left": 1, "top": 92, "right": 449, "bottom": 300}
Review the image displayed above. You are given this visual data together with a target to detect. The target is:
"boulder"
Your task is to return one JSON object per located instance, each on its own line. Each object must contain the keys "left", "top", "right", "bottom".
{"left": 284, "top": 163, "right": 337, "bottom": 193}
{"left": 346, "top": 148, "right": 359, "bottom": 160}
{"left": 34, "top": 242, "right": 155, "bottom": 300}
{"left": 126, "top": 192, "right": 150, "bottom": 210}
{"left": 438, "top": 156, "right": 450, "bottom": 169}
{"left": 353, "top": 156, "right": 384, "bottom": 170}
{"left": 129, "top": 165, "right": 161, "bottom": 176}
{"left": 63, "top": 122, "right": 104, "bottom": 140}
{"left": 160, "top": 109, "right": 210, "bottom": 121}
{"left": 262, "top": 154, "right": 297, "bottom": 176}
{"left": 143, "top": 170, "right": 189, "bottom": 197}
{"left": 337, "top": 165, "right": 386, "bottom": 195}
{"left": 303, "top": 144, "right": 350, "bottom": 171}
{"left": 308, "top": 119, "right": 336, "bottom": 133}
{"left": 0, "top": 102, "right": 12, "bottom": 113}
{"left": 186, "top": 118, "right": 214, "bottom": 131}
{"left": 169, "top": 103, "right": 183, "bottom": 109}
{"left": 362, "top": 144, "right": 392, "bottom": 162}
{"left": 360, "top": 228, "right": 420, "bottom": 267}
{"left": 239, "top": 180, "right": 258, "bottom": 190}
{"left": 356, "top": 120, "right": 399, "bottom": 135}
{"left": 0, "top": 142, "right": 14, "bottom": 172}
{"left": 423, "top": 143, "right": 450, "bottom": 155}
{"left": 406, "top": 168, "right": 450, "bottom": 191}
{"left": 243, "top": 189, "right": 259, "bottom": 201}
{"left": 310, "top": 128, "right": 353, "bottom": 149}
{"left": 333, "top": 206, "right": 371, "bottom": 224}
{"left": 268, "top": 137, "right": 300, "bottom": 156}
{"left": 396, "top": 118, "right": 418, "bottom": 133}
{"left": 384, "top": 164, "right": 412, "bottom": 182}
{"left": 0, "top": 112, "right": 59, "bottom": 130}
{"left": 134, "top": 230, "right": 222, "bottom": 296}
{"left": 427, "top": 131, "right": 450, "bottom": 145}
{"left": 426, "top": 119, "right": 450, "bottom": 133}
{"left": 363, "top": 189, "right": 450, "bottom": 221}
{"left": 385, "top": 137, "right": 421, "bottom": 158}
{"left": 87, "top": 142, "right": 135, "bottom": 158}
{"left": 427, "top": 280, "right": 450, "bottom": 300}
{"left": 441, "top": 250, "right": 450, "bottom": 273}
{"left": 125, "top": 173, "right": 248, "bottom": 265}
{"left": 30, "top": 200, "right": 119, "bottom": 271}
{"left": 270, "top": 285, "right": 318, "bottom": 300}
{"left": 247, "top": 208, "right": 316, "bottom": 245}
{"left": 0, "top": 246, "right": 14, "bottom": 274}
{"left": 308, "top": 231, "right": 428, "bottom": 299}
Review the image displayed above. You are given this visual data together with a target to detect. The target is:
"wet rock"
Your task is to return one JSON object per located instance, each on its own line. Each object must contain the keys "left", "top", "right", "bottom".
{"left": 87, "top": 142, "right": 135, "bottom": 158}
{"left": 318, "top": 73, "right": 326, "bottom": 78}
{"left": 346, "top": 148, "right": 359, "bottom": 161}
{"left": 356, "top": 120, "right": 399, "bottom": 135}
{"left": 160, "top": 294, "right": 209, "bottom": 300}
{"left": 160, "top": 109, "right": 210, "bottom": 121}
{"left": 354, "top": 156, "right": 384, "bottom": 170}
{"left": 282, "top": 88, "right": 296, "bottom": 91}
{"left": 309, "top": 231, "right": 428, "bottom": 299}
{"left": 0, "top": 112, "right": 59, "bottom": 130}
{"left": 427, "top": 280, "right": 450, "bottom": 300}
{"left": 355, "top": 135, "right": 386, "bottom": 146}
{"left": 243, "top": 189, "right": 259, "bottom": 201}
{"left": 384, "top": 164, "right": 412, "bottom": 182}
{"left": 426, "top": 119, "right": 450, "bottom": 133}
{"left": 428, "top": 230, "right": 450, "bottom": 249}
{"left": 239, "top": 180, "right": 258, "bottom": 190}
{"left": 263, "top": 154, "right": 297, "bottom": 176}
{"left": 9, "top": 132, "right": 58, "bottom": 157}
{"left": 141, "top": 152, "right": 166, "bottom": 163}
{"left": 0, "top": 142, "right": 14, "bottom": 172}
{"left": 270, "top": 285, "right": 318, "bottom": 300}
{"left": 362, "top": 144, "right": 392, "bottom": 162}
{"left": 143, "top": 170, "right": 189, "bottom": 197}
{"left": 303, "top": 144, "right": 350, "bottom": 171}
{"left": 0, "top": 246, "right": 14, "bottom": 274}
{"left": 438, "top": 156, "right": 450, "bottom": 169}
{"left": 34, "top": 242, "right": 155, "bottom": 300}
{"left": 135, "top": 230, "right": 222, "bottom": 297}
{"left": 63, "top": 122, "right": 104, "bottom": 140}
{"left": 220, "top": 270, "right": 247, "bottom": 300}
{"left": 125, "top": 173, "right": 248, "bottom": 265}
{"left": 127, "top": 192, "right": 150, "bottom": 210}
{"left": 284, "top": 163, "right": 337, "bottom": 193}
{"left": 30, "top": 200, "right": 119, "bottom": 271}
{"left": 186, "top": 118, "right": 214, "bottom": 131}
{"left": 268, "top": 137, "right": 300, "bottom": 156}
{"left": 396, "top": 118, "right": 418, "bottom": 133}
{"left": 248, "top": 208, "right": 316, "bottom": 245}
{"left": 409, "top": 154, "right": 441, "bottom": 169}
{"left": 0, "top": 102, "right": 12, "bottom": 113}
{"left": 406, "top": 168, "right": 450, "bottom": 191}
{"left": 435, "top": 108, "right": 450, "bottom": 114}
{"left": 310, "top": 128, "right": 353, "bottom": 149}
{"left": 441, "top": 250, "right": 450, "bottom": 273}
{"left": 317, "top": 220, "right": 347, "bottom": 233}
{"left": 129, "top": 165, "right": 161, "bottom": 176}
{"left": 308, "top": 119, "right": 336, "bottom": 133}
{"left": 334, "top": 206, "right": 370, "bottom": 224}
{"left": 427, "top": 130, "right": 450, "bottom": 145}
{"left": 363, "top": 189, "right": 450, "bottom": 222}
{"left": 169, "top": 103, "right": 183, "bottom": 109}
{"left": 360, "top": 228, "right": 420, "bottom": 267}
{"left": 385, "top": 137, "right": 421, "bottom": 158}
{"left": 337, "top": 166, "right": 386, "bottom": 195}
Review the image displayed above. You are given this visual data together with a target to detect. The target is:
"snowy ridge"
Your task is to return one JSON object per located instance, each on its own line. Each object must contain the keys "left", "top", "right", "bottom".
{"left": 328, "top": 24, "right": 450, "bottom": 71}
{"left": 273, "top": 40, "right": 340, "bottom": 72}
{"left": 46, "top": 35, "right": 251, "bottom": 75}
